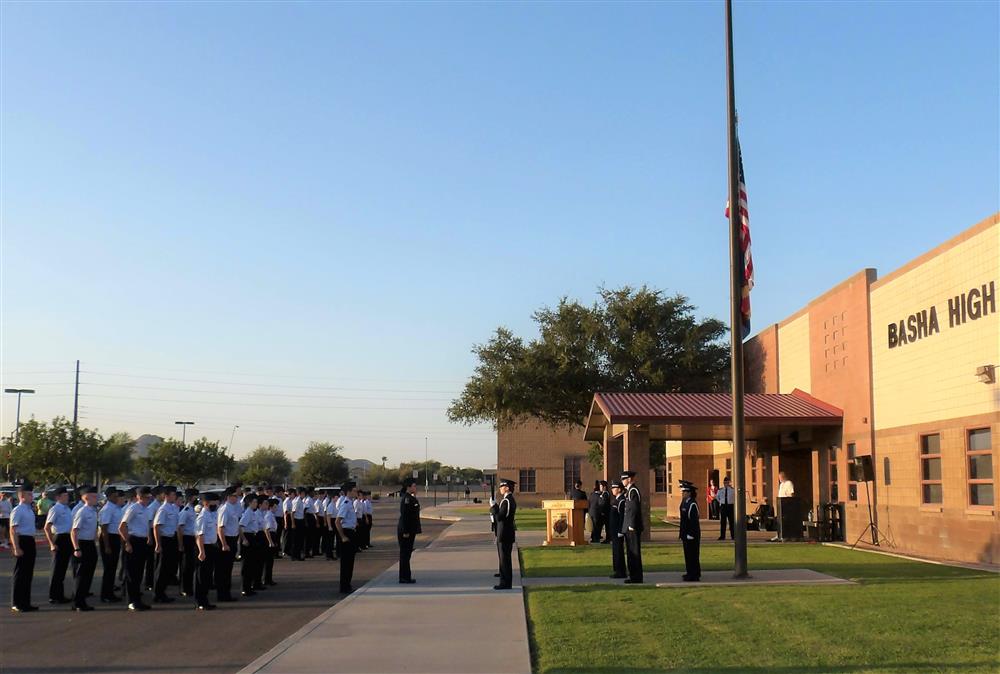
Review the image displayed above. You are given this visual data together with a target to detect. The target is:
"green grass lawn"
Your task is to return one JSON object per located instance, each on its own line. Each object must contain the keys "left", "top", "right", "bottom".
{"left": 524, "top": 544, "right": 1000, "bottom": 673}
{"left": 450, "top": 506, "right": 671, "bottom": 531}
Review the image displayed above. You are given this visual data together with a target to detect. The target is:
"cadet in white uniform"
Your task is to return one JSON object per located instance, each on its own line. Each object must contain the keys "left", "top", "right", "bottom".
{"left": 10, "top": 482, "right": 38, "bottom": 612}
{"left": 238, "top": 494, "right": 261, "bottom": 596}
{"left": 153, "top": 486, "right": 180, "bottom": 603}
{"left": 177, "top": 488, "right": 199, "bottom": 597}
{"left": 194, "top": 492, "right": 220, "bottom": 610}
{"left": 119, "top": 486, "right": 153, "bottom": 610}
{"left": 335, "top": 482, "right": 359, "bottom": 594}
{"left": 70, "top": 486, "right": 100, "bottom": 610}
{"left": 44, "top": 487, "right": 73, "bottom": 604}
{"left": 98, "top": 488, "right": 124, "bottom": 603}
{"left": 262, "top": 499, "right": 278, "bottom": 586}
{"left": 216, "top": 488, "right": 241, "bottom": 602}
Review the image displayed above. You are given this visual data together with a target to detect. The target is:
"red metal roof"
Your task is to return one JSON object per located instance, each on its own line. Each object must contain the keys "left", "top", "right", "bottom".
{"left": 592, "top": 389, "right": 842, "bottom": 424}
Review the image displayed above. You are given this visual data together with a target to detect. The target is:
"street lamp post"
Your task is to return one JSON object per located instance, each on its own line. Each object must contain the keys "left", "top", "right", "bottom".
{"left": 4, "top": 388, "right": 36, "bottom": 443}
{"left": 175, "top": 420, "right": 195, "bottom": 445}
{"left": 229, "top": 424, "right": 239, "bottom": 451}
{"left": 424, "top": 437, "right": 429, "bottom": 489}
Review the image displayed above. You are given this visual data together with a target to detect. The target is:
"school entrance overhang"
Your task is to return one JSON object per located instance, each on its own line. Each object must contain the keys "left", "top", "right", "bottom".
{"left": 583, "top": 389, "right": 843, "bottom": 443}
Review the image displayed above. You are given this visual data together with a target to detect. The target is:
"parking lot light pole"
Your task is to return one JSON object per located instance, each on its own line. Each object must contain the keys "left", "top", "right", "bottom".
{"left": 4, "top": 388, "right": 35, "bottom": 443}
{"left": 175, "top": 420, "right": 194, "bottom": 445}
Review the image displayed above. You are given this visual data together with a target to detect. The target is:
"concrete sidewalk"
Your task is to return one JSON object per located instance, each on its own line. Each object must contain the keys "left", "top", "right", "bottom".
{"left": 239, "top": 515, "right": 532, "bottom": 674}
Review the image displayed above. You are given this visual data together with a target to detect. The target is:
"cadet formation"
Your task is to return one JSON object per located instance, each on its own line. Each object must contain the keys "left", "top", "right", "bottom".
{"left": 8, "top": 479, "right": 377, "bottom": 612}
{"left": 10, "top": 471, "right": 704, "bottom": 614}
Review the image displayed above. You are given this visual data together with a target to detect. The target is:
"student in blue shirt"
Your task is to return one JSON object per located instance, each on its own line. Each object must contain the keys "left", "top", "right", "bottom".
{"left": 119, "top": 486, "right": 153, "bottom": 611}
{"left": 98, "top": 488, "right": 123, "bottom": 603}
{"left": 334, "top": 482, "right": 359, "bottom": 595}
{"left": 9, "top": 482, "right": 38, "bottom": 612}
{"left": 194, "top": 492, "right": 220, "bottom": 611}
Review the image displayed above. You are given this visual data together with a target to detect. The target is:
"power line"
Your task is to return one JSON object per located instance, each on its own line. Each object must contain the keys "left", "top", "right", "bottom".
{"left": 83, "top": 394, "right": 449, "bottom": 411}
{"left": 82, "top": 370, "right": 460, "bottom": 394}
{"left": 79, "top": 381, "right": 454, "bottom": 402}
{"left": 81, "top": 362, "right": 467, "bottom": 385}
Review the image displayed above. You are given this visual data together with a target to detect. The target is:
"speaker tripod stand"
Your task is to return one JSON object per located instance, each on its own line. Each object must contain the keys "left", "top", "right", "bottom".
{"left": 850, "top": 479, "right": 888, "bottom": 549}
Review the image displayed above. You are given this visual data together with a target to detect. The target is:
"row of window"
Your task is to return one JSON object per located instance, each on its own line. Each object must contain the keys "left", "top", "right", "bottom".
{"left": 920, "top": 428, "right": 993, "bottom": 507}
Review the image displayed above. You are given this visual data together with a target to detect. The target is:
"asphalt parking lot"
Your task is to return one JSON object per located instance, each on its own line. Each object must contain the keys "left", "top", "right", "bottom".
{"left": 0, "top": 500, "right": 450, "bottom": 674}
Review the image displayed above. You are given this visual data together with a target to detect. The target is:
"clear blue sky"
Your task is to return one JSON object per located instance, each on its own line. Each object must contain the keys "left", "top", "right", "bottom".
{"left": 2, "top": 1, "right": 997, "bottom": 470}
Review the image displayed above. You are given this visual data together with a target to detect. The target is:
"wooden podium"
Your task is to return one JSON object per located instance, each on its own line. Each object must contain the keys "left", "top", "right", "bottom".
{"left": 541, "top": 499, "right": 589, "bottom": 546}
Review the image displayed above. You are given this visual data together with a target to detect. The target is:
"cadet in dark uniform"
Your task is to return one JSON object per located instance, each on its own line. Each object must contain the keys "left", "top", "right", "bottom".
{"left": 70, "top": 486, "right": 99, "bottom": 611}
{"left": 607, "top": 481, "right": 627, "bottom": 579}
{"left": 490, "top": 478, "right": 517, "bottom": 590}
{"left": 621, "top": 470, "right": 644, "bottom": 584}
{"left": 397, "top": 478, "right": 421, "bottom": 583}
{"left": 44, "top": 486, "right": 74, "bottom": 604}
{"left": 679, "top": 480, "right": 701, "bottom": 581}
{"left": 334, "top": 482, "right": 359, "bottom": 594}
{"left": 10, "top": 482, "right": 38, "bottom": 612}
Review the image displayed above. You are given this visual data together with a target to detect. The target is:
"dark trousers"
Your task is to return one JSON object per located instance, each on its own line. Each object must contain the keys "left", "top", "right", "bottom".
{"left": 339, "top": 529, "right": 356, "bottom": 592}
{"left": 216, "top": 536, "right": 237, "bottom": 599}
{"left": 195, "top": 542, "right": 217, "bottom": 606}
{"left": 124, "top": 535, "right": 149, "bottom": 605}
{"left": 364, "top": 517, "right": 372, "bottom": 547}
{"left": 143, "top": 536, "right": 155, "bottom": 589}
{"left": 683, "top": 536, "right": 701, "bottom": 579}
{"left": 625, "top": 531, "right": 643, "bottom": 582}
{"left": 154, "top": 536, "right": 179, "bottom": 599}
{"left": 263, "top": 533, "right": 276, "bottom": 584}
{"left": 496, "top": 537, "right": 513, "bottom": 588}
{"left": 589, "top": 514, "right": 605, "bottom": 542}
{"left": 181, "top": 536, "right": 197, "bottom": 595}
{"left": 49, "top": 533, "right": 73, "bottom": 600}
{"left": 100, "top": 534, "right": 121, "bottom": 599}
{"left": 398, "top": 533, "right": 415, "bottom": 581}
{"left": 274, "top": 520, "right": 285, "bottom": 557}
{"left": 73, "top": 540, "right": 98, "bottom": 607}
{"left": 322, "top": 521, "right": 336, "bottom": 559}
{"left": 12, "top": 535, "right": 36, "bottom": 609}
{"left": 611, "top": 533, "right": 627, "bottom": 577}
{"left": 291, "top": 519, "right": 305, "bottom": 560}
{"left": 304, "top": 514, "right": 316, "bottom": 557}
{"left": 241, "top": 534, "right": 259, "bottom": 593}
{"left": 719, "top": 503, "right": 735, "bottom": 539}
{"left": 282, "top": 518, "right": 293, "bottom": 556}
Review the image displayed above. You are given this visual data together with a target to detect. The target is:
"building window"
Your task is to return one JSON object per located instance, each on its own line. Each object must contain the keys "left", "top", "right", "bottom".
{"left": 654, "top": 467, "right": 667, "bottom": 493}
{"left": 563, "top": 457, "right": 582, "bottom": 495}
{"left": 848, "top": 443, "right": 858, "bottom": 501}
{"left": 830, "top": 446, "right": 839, "bottom": 502}
{"left": 920, "top": 434, "right": 942, "bottom": 504}
{"left": 967, "top": 428, "right": 993, "bottom": 507}
{"left": 667, "top": 462, "right": 673, "bottom": 495}
{"left": 725, "top": 458, "right": 732, "bottom": 481}
{"left": 751, "top": 458, "right": 759, "bottom": 498}
{"left": 519, "top": 469, "right": 536, "bottom": 493}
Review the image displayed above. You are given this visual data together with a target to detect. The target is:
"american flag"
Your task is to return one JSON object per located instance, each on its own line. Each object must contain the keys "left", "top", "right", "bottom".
{"left": 725, "top": 135, "right": 754, "bottom": 339}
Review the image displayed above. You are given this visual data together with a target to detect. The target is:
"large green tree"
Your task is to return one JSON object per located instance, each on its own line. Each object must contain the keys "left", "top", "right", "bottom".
{"left": 9, "top": 417, "right": 120, "bottom": 490}
{"left": 138, "top": 437, "right": 234, "bottom": 486}
{"left": 241, "top": 445, "right": 292, "bottom": 486}
{"left": 294, "top": 442, "right": 349, "bottom": 485}
{"left": 448, "top": 286, "right": 729, "bottom": 428}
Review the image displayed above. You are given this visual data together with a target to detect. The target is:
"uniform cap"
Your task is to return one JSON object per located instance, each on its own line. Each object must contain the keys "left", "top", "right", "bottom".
{"left": 83, "top": 485, "right": 98, "bottom": 494}
{"left": 104, "top": 487, "right": 118, "bottom": 498}
{"left": 620, "top": 471, "right": 636, "bottom": 480}
{"left": 17, "top": 481, "right": 33, "bottom": 492}
{"left": 610, "top": 481, "right": 623, "bottom": 489}
{"left": 138, "top": 486, "right": 152, "bottom": 496}
{"left": 679, "top": 480, "right": 696, "bottom": 492}
{"left": 402, "top": 478, "right": 417, "bottom": 488}
{"left": 499, "top": 478, "right": 515, "bottom": 489}
{"left": 204, "top": 492, "right": 221, "bottom": 502}
{"left": 187, "top": 488, "right": 200, "bottom": 496}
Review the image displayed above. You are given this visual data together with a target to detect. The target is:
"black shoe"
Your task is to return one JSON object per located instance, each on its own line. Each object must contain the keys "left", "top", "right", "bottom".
{"left": 153, "top": 596, "right": 176, "bottom": 604}
{"left": 49, "top": 597, "right": 71, "bottom": 604}
{"left": 494, "top": 573, "right": 501, "bottom": 578}
{"left": 73, "top": 604, "right": 95, "bottom": 611}
{"left": 717, "top": 537, "right": 725, "bottom": 540}
{"left": 399, "top": 579, "right": 416, "bottom": 584}
{"left": 340, "top": 586, "right": 354, "bottom": 594}
{"left": 682, "top": 576, "right": 701, "bottom": 582}
{"left": 101, "top": 596, "right": 122, "bottom": 603}
{"left": 493, "top": 584, "right": 512, "bottom": 590}
{"left": 601, "top": 540, "right": 610, "bottom": 544}
{"left": 197, "top": 604, "right": 217, "bottom": 610}
{"left": 241, "top": 591, "right": 256, "bottom": 597}
{"left": 609, "top": 574, "right": 627, "bottom": 579}
{"left": 219, "top": 597, "right": 239, "bottom": 602}
{"left": 266, "top": 581, "right": 277, "bottom": 586}
{"left": 623, "top": 579, "right": 643, "bottom": 584}
{"left": 128, "top": 603, "right": 151, "bottom": 611}
{"left": 11, "top": 605, "right": 38, "bottom": 613}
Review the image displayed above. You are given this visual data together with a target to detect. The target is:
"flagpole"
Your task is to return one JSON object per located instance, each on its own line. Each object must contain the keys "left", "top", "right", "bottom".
{"left": 726, "top": 0, "right": 749, "bottom": 578}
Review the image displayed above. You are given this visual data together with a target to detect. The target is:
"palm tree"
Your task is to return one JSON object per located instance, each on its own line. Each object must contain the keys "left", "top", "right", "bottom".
{"left": 380, "top": 456, "right": 388, "bottom": 486}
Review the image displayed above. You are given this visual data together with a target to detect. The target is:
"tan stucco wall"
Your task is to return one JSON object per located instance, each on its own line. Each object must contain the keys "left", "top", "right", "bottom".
{"left": 778, "top": 313, "right": 811, "bottom": 394}
{"left": 871, "top": 221, "right": 999, "bottom": 429}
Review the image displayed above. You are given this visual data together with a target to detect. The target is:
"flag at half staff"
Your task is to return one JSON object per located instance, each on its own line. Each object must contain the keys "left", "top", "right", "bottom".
{"left": 725, "top": 134, "right": 754, "bottom": 338}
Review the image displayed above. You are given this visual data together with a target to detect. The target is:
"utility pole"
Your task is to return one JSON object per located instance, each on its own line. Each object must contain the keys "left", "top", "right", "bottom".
{"left": 229, "top": 425, "right": 239, "bottom": 452}
{"left": 73, "top": 360, "right": 80, "bottom": 426}
{"left": 424, "top": 437, "right": 429, "bottom": 489}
